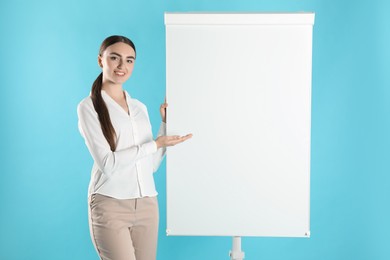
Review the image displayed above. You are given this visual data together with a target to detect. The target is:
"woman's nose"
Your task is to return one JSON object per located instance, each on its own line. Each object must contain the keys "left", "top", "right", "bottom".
{"left": 117, "top": 59, "right": 123, "bottom": 68}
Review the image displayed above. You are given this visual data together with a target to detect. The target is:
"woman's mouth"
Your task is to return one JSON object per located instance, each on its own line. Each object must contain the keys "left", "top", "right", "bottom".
{"left": 114, "top": 71, "right": 125, "bottom": 76}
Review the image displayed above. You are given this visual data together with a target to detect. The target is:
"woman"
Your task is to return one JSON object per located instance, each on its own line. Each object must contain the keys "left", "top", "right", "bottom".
{"left": 77, "top": 35, "right": 192, "bottom": 260}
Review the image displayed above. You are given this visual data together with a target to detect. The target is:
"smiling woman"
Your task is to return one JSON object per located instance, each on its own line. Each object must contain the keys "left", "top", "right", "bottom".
{"left": 77, "top": 35, "right": 192, "bottom": 260}
{"left": 99, "top": 43, "right": 136, "bottom": 87}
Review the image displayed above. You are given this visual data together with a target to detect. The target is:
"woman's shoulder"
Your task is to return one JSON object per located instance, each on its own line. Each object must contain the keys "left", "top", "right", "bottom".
{"left": 78, "top": 94, "right": 93, "bottom": 106}
{"left": 77, "top": 94, "right": 94, "bottom": 114}
{"left": 131, "top": 98, "right": 150, "bottom": 114}
{"left": 132, "top": 98, "right": 146, "bottom": 108}
{"left": 125, "top": 91, "right": 147, "bottom": 111}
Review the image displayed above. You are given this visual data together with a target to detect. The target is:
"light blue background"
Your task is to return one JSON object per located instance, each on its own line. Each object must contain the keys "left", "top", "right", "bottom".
{"left": 1, "top": 0, "right": 389, "bottom": 259}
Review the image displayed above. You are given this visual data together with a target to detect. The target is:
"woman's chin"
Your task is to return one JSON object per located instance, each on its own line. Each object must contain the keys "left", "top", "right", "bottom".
{"left": 110, "top": 77, "right": 129, "bottom": 85}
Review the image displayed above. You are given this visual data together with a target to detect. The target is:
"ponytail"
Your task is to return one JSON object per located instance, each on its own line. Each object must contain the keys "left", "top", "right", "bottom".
{"left": 91, "top": 72, "right": 117, "bottom": 151}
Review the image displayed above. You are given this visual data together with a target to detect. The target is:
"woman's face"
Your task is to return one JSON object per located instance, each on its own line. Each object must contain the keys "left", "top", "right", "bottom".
{"left": 98, "top": 42, "right": 136, "bottom": 85}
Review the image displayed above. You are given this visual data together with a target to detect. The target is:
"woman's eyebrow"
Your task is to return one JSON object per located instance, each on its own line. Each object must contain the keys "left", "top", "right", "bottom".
{"left": 109, "top": 52, "right": 135, "bottom": 59}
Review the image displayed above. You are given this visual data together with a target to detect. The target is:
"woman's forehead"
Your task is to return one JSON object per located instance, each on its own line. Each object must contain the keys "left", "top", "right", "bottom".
{"left": 104, "top": 42, "right": 135, "bottom": 56}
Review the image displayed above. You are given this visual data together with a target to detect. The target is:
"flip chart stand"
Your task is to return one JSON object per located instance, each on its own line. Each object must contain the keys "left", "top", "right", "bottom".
{"left": 229, "top": 236, "right": 245, "bottom": 260}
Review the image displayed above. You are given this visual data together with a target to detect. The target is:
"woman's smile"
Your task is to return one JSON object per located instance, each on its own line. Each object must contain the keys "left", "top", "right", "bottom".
{"left": 114, "top": 70, "right": 126, "bottom": 76}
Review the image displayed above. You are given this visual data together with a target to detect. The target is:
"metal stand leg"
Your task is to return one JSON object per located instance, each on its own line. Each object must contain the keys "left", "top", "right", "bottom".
{"left": 229, "top": 236, "right": 245, "bottom": 260}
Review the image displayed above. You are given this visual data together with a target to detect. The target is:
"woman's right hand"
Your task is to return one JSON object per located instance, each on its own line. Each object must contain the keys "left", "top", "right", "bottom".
{"left": 155, "top": 134, "right": 193, "bottom": 149}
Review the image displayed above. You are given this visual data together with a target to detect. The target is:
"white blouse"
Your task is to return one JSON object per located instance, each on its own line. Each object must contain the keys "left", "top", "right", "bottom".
{"left": 77, "top": 90, "right": 166, "bottom": 199}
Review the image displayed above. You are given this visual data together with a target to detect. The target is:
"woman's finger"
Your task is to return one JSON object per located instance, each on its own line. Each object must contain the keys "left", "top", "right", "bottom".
{"left": 171, "top": 134, "right": 192, "bottom": 145}
{"left": 181, "top": 134, "right": 192, "bottom": 142}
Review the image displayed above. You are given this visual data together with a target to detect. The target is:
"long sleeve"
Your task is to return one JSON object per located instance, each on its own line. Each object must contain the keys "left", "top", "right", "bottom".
{"left": 77, "top": 101, "right": 157, "bottom": 177}
{"left": 153, "top": 121, "right": 167, "bottom": 172}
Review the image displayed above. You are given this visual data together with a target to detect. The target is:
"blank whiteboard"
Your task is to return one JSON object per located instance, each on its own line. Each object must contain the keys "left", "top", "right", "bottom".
{"left": 165, "top": 12, "right": 315, "bottom": 237}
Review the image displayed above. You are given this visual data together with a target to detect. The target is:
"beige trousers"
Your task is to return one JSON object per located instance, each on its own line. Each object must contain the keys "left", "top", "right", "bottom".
{"left": 88, "top": 193, "right": 159, "bottom": 260}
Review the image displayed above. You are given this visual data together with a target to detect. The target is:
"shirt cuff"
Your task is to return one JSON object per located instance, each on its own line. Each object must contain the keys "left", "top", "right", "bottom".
{"left": 144, "top": 140, "right": 158, "bottom": 154}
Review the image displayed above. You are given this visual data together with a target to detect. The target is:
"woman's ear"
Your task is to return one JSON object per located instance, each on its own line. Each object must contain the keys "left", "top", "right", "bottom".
{"left": 97, "top": 55, "right": 103, "bottom": 68}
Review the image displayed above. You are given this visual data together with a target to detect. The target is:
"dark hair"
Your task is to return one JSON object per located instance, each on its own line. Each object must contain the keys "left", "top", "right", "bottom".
{"left": 91, "top": 35, "right": 136, "bottom": 151}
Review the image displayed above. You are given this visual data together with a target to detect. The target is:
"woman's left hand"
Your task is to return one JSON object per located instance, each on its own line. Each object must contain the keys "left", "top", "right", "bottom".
{"left": 160, "top": 97, "right": 168, "bottom": 123}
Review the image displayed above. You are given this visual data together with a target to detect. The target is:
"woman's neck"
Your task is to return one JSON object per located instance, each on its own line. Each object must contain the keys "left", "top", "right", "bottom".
{"left": 102, "top": 82, "right": 124, "bottom": 100}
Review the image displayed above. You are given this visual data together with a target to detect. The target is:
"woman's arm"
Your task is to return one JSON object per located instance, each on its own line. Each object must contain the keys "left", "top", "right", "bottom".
{"left": 153, "top": 121, "right": 167, "bottom": 172}
{"left": 77, "top": 101, "right": 157, "bottom": 177}
{"left": 152, "top": 98, "right": 192, "bottom": 172}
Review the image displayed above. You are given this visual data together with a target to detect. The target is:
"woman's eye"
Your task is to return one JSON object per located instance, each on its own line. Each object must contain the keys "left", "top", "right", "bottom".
{"left": 127, "top": 60, "right": 133, "bottom": 64}
{"left": 110, "top": 57, "right": 117, "bottom": 60}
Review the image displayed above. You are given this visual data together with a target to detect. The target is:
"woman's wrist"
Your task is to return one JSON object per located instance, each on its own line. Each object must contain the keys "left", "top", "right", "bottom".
{"left": 155, "top": 138, "right": 161, "bottom": 149}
